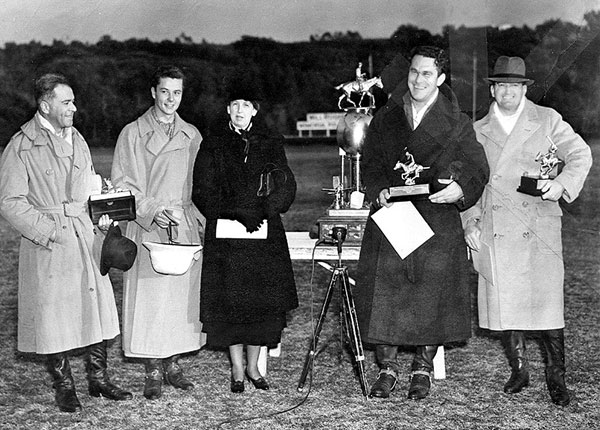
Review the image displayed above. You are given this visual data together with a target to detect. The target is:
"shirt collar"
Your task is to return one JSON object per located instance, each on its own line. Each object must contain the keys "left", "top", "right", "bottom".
{"left": 36, "top": 112, "right": 73, "bottom": 145}
{"left": 411, "top": 87, "right": 439, "bottom": 129}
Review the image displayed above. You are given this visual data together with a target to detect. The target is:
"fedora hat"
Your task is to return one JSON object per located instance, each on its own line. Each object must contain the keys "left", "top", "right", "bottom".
{"left": 486, "top": 56, "right": 534, "bottom": 85}
{"left": 100, "top": 224, "right": 137, "bottom": 276}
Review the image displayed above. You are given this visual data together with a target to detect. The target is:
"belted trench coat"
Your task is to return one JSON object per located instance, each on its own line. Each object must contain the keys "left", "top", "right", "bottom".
{"left": 0, "top": 116, "right": 120, "bottom": 354}
{"left": 355, "top": 92, "right": 489, "bottom": 346}
{"left": 461, "top": 99, "right": 592, "bottom": 330}
{"left": 112, "top": 108, "right": 206, "bottom": 358}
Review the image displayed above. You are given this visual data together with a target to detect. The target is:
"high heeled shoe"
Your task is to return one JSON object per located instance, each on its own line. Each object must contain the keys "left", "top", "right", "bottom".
{"left": 246, "top": 371, "right": 269, "bottom": 390}
{"left": 230, "top": 377, "right": 244, "bottom": 393}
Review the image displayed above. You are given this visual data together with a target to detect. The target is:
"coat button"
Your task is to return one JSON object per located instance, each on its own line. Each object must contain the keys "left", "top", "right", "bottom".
{"left": 62, "top": 225, "right": 67, "bottom": 229}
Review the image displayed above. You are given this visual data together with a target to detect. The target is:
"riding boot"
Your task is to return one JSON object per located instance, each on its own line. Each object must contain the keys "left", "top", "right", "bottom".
{"left": 87, "top": 341, "right": 133, "bottom": 401}
{"left": 143, "top": 359, "right": 163, "bottom": 400}
{"left": 407, "top": 345, "right": 438, "bottom": 400}
{"left": 502, "top": 330, "right": 530, "bottom": 394}
{"left": 46, "top": 353, "right": 82, "bottom": 413}
{"left": 541, "top": 329, "right": 570, "bottom": 406}
{"left": 369, "top": 344, "right": 399, "bottom": 398}
{"left": 163, "top": 355, "right": 194, "bottom": 390}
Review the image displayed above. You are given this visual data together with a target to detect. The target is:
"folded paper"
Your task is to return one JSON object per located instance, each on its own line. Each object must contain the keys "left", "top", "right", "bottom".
{"left": 371, "top": 201, "right": 434, "bottom": 259}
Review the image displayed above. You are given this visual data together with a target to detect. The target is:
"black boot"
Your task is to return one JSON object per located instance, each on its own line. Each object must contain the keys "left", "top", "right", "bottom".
{"left": 163, "top": 355, "right": 194, "bottom": 390}
{"left": 407, "top": 345, "right": 438, "bottom": 400}
{"left": 369, "top": 344, "right": 399, "bottom": 398}
{"left": 87, "top": 341, "right": 133, "bottom": 401}
{"left": 502, "top": 331, "right": 530, "bottom": 394}
{"left": 541, "top": 329, "right": 570, "bottom": 406}
{"left": 144, "top": 359, "right": 163, "bottom": 400}
{"left": 47, "top": 353, "right": 82, "bottom": 413}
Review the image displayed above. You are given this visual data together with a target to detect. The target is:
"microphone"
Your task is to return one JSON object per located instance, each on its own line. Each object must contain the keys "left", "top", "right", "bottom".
{"left": 331, "top": 226, "right": 347, "bottom": 255}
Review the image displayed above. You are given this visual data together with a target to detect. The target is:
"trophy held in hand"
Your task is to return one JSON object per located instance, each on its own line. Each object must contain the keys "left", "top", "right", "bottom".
{"left": 389, "top": 150, "right": 431, "bottom": 200}
{"left": 517, "top": 137, "right": 561, "bottom": 196}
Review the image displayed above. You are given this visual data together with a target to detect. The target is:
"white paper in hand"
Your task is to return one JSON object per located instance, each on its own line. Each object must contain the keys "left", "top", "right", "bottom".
{"left": 371, "top": 202, "right": 434, "bottom": 259}
{"left": 216, "top": 219, "right": 268, "bottom": 239}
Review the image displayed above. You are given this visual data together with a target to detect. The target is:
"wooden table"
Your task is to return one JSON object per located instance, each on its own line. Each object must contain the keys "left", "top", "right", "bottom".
{"left": 258, "top": 232, "right": 446, "bottom": 379}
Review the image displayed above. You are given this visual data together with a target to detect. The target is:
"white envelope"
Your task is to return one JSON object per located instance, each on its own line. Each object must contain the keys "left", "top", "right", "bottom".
{"left": 371, "top": 202, "right": 434, "bottom": 259}
{"left": 215, "top": 219, "right": 268, "bottom": 239}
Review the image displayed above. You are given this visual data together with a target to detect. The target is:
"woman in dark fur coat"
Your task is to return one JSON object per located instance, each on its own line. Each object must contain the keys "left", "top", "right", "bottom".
{"left": 192, "top": 77, "right": 297, "bottom": 393}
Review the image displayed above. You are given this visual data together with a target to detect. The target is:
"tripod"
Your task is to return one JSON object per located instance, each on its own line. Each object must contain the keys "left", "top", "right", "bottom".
{"left": 297, "top": 227, "right": 370, "bottom": 398}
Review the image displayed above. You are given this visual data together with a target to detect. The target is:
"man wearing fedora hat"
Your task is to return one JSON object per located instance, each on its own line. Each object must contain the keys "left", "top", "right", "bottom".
{"left": 462, "top": 55, "right": 592, "bottom": 406}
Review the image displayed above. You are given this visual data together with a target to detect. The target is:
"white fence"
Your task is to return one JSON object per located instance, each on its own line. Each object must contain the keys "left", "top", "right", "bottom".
{"left": 296, "top": 112, "right": 345, "bottom": 137}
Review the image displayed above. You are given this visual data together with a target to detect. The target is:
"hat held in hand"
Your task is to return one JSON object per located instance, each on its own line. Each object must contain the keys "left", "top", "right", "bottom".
{"left": 485, "top": 56, "right": 534, "bottom": 85}
{"left": 100, "top": 224, "right": 137, "bottom": 276}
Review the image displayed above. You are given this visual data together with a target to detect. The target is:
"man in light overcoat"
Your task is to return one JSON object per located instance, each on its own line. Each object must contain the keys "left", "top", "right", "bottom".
{"left": 462, "top": 56, "right": 592, "bottom": 406}
{"left": 111, "top": 65, "right": 206, "bottom": 400}
{"left": 0, "top": 73, "right": 132, "bottom": 412}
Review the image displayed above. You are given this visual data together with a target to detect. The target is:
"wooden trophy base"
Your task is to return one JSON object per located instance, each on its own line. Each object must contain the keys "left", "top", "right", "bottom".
{"left": 389, "top": 184, "right": 430, "bottom": 200}
{"left": 517, "top": 176, "right": 550, "bottom": 196}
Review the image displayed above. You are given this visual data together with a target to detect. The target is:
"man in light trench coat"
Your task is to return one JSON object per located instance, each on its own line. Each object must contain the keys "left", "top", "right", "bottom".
{"left": 111, "top": 65, "right": 206, "bottom": 400}
{"left": 0, "top": 73, "right": 132, "bottom": 412}
{"left": 462, "top": 56, "right": 592, "bottom": 406}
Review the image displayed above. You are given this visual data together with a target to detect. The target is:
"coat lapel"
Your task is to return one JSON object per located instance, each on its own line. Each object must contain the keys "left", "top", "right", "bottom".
{"left": 493, "top": 100, "right": 541, "bottom": 172}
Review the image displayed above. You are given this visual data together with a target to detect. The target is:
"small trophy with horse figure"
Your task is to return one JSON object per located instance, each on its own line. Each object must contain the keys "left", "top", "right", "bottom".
{"left": 517, "top": 136, "right": 562, "bottom": 196}
{"left": 389, "top": 149, "right": 431, "bottom": 199}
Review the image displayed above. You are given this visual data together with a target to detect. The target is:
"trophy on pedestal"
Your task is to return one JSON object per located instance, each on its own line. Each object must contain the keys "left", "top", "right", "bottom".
{"left": 317, "top": 63, "right": 382, "bottom": 244}
{"left": 517, "top": 137, "right": 561, "bottom": 196}
{"left": 389, "top": 149, "right": 431, "bottom": 200}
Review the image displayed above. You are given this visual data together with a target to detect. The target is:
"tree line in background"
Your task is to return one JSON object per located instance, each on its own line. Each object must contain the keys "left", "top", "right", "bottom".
{"left": 1, "top": 11, "right": 600, "bottom": 147}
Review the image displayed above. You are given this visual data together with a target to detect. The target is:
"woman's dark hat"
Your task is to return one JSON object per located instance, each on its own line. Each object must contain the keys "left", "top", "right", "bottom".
{"left": 486, "top": 56, "right": 534, "bottom": 85}
{"left": 225, "top": 73, "right": 263, "bottom": 103}
{"left": 100, "top": 224, "right": 137, "bottom": 276}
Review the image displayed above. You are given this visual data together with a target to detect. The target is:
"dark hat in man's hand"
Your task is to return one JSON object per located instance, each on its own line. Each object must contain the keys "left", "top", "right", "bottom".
{"left": 486, "top": 56, "right": 534, "bottom": 85}
{"left": 100, "top": 224, "right": 137, "bottom": 276}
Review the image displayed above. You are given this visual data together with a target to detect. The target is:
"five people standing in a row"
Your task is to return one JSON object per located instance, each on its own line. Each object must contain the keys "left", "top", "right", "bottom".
{"left": 0, "top": 46, "right": 591, "bottom": 412}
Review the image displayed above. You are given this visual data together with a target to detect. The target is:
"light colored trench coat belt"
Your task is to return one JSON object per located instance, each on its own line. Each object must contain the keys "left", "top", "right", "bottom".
{"left": 36, "top": 201, "right": 87, "bottom": 217}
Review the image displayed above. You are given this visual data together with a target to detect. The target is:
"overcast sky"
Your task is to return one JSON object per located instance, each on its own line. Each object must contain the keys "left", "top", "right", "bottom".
{"left": 2, "top": 0, "right": 599, "bottom": 46}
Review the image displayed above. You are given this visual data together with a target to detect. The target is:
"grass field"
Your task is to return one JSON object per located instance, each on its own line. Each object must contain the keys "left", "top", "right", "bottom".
{"left": 0, "top": 142, "right": 599, "bottom": 429}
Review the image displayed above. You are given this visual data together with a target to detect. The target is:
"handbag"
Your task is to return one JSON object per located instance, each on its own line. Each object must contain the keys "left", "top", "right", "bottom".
{"left": 257, "top": 163, "right": 287, "bottom": 197}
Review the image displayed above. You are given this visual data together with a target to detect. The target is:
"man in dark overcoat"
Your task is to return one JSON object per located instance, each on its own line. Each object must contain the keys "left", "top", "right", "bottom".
{"left": 355, "top": 46, "right": 489, "bottom": 400}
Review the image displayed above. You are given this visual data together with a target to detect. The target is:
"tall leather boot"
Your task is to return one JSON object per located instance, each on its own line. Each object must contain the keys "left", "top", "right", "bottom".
{"left": 143, "top": 359, "right": 163, "bottom": 400}
{"left": 541, "top": 329, "right": 570, "bottom": 406}
{"left": 502, "top": 330, "right": 530, "bottom": 394}
{"left": 369, "top": 344, "right": 399, "bottom": 398}
{"left": 87, "top": 341, "right": 133, "bottom": 401}
{"left": 46, "top": 353, "right": 82, "bottom": 413}
{"left": 163, "top": 355, "right": 194, "bottom": 390}
{"left": 407, "top": 345, "right": 438, "bottom": 400}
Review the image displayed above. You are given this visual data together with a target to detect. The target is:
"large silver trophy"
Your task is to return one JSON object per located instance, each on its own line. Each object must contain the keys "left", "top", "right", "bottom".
{"left": 317, "top": 63, "right": 381, "bottom": 244}
{"left": 325, "top": 63, "right": 382, "bottom": 215}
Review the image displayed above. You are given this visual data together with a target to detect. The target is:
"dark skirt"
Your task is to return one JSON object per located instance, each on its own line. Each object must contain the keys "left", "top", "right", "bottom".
{"left": 203, "top": 313, "right": 287, "bottom": 349}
